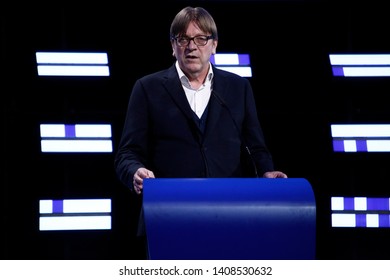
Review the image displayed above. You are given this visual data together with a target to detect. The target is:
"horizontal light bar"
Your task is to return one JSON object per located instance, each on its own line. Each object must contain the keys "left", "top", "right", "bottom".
{"left": 215, "top": 66, "right": 252, "bottom": 77}
{"left": 211, "top": 53, "right": 250, "bottom": 65}
{"left": 36, "top": 52, "right": 109, "bottom": 64}
{"left": 329, "top": 54, "right": 390, "bottom": 77}
{"left": 332, "top": 213, "right": 390, "bottom": 228}
{"left": 37, "top": 65, "right": 109, "bottom": 76}
{"left": 211, "top": 53, "right": 252, "bottom": 77}
{"left": 40, "top": 199, "right": 111, "bottom": 214}
{"left": 40, "top": 124, "right": 113, "bottom": 153}
{"left": 331, "top": 197, "right": 390, "bottom": 211}
{"left": 331, "top": 124, "right": 390, "bottom": 152}
{"left": 332, "top": 67, "right": 390, "bottom": 77}
{"left": 40, "top": 124, "right": 112, "bottom": 138}
{"left": 331, "top": 124, "right": 390, "bottom": 137}
{"left": 39, "top": 216, "right": 111, "bottom": 231}
{"left": 329, "top": 54, "right": 390, "bottom": 65}
{"left": 333, "top": 139, "right": 390, "bottom": 152}
{"left": 36, "top": 52, "right": 110, "bottom": 76}
{"left": 41, "top": 140, "right": 112, "bottom": 153}
{"left": 39, "top": 199, "right": 112, "bottom": 231}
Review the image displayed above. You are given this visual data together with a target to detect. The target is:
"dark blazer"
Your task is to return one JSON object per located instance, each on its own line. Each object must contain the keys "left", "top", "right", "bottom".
{"left": 115, "top": 64, "right": 275, "bottom": 189}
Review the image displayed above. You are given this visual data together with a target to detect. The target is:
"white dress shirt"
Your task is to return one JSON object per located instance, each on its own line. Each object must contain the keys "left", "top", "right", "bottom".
{"left": 175, "top": 61, "right": 214, "bottom": 118}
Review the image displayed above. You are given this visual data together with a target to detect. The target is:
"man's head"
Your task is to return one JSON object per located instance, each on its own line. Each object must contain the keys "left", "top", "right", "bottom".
{"left": 170, "top": 6, "right": 218, "bottom": 80}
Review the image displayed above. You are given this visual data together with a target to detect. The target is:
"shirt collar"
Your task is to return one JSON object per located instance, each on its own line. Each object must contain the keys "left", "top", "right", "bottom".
{"left": 175, "top": 61, "right": 214, "bottom": 89}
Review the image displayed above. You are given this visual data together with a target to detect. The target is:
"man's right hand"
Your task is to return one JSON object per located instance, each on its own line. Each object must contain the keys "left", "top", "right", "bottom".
{"left": 133, "top": 167, "right": 155, "bottom": 194}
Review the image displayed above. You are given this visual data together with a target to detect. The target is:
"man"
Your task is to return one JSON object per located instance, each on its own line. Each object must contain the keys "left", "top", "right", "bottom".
{"left": 115, "top": 6, "right": 287, "bottom": 196}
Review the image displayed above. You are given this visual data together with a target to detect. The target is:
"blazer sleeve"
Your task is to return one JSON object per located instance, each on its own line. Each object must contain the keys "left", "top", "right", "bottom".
{"left": 241, "top": 78, "right": 275, "bottom": 175}
{"left": 114, "top": 79, "right": 149, "bottom": 190}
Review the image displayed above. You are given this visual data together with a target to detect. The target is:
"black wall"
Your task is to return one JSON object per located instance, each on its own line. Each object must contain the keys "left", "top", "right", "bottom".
{"left": 2, "top": 1, "right": 390, "bottom": 259}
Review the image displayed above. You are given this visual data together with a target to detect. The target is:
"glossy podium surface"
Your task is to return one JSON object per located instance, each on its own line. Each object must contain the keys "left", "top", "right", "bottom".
{"left": 143, "top": 178, "right": 316, "bottom": 260}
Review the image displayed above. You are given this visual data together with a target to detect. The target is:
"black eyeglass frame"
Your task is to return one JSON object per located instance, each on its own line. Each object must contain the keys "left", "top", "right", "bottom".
{"left": 171, "top": 35, "right": 214, "bottom": 47}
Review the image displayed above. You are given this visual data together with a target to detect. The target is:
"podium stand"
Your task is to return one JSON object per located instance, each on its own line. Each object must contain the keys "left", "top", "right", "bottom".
{"left": 142, "top": 178, "right": 316, "bottom": 260}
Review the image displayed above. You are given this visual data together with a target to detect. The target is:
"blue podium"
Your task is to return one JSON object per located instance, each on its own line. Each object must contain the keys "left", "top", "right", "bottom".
{"left": 142, "top": 178, "right": 316, "bottom": 260}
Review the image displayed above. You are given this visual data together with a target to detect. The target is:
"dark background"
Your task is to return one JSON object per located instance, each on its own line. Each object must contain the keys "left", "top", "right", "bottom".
{"left": 2, "top": 0, "right": 390, "bottom": 260}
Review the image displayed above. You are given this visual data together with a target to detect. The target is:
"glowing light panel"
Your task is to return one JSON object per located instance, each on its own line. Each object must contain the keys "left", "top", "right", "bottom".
{"left": 211, "top": 53, "right": 252, "bottom": 77}
{"left": 331, "top": 196, "right": 390, "bottom": 228}
{"left": 36, "top": 52, "right": 110, "bottom": 76}
{"left": 40, "top": 124, "right": 113, "bottom": 153}
{"left": 330, "top": 54, "right": 390, "bottom": 77}
{"left": 39, "top": 199, "right": 112, "bottom": 231}
{"left": 331, "top": 124, "right": 390, "bottom": 152}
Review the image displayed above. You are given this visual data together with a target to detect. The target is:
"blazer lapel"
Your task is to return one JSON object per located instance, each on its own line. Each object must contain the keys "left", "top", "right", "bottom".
{"left": 163, "top": 65, "right": 197, "bottom": 123}
{"left": 163, "top": 65, "right": 203, "bottom": 139}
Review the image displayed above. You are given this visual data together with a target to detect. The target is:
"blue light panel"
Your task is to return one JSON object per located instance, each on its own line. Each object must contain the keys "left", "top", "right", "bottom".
{"left": 211, "top": 53, "right": 252, "bottom": 77}
{"left": 332, "top": 196, "right": 390, "bottom": 228}
{"left": 36, "top": 52, "right": 110, "bottom": 76}
{"left": 39, "top": 198, "right": 112, "bottom": 231}
{"left": 329, "top": 54, "right": 390, "bottom": 77}
{"left": 331, "top": 124, "right": 390, "bottom": 152}
{"left": 40, "top": 124, "right": 113, "bottom": 153}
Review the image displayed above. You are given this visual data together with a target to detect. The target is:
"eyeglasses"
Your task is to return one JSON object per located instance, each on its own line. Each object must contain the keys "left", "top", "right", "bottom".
{"left": 172, "top": 35, "right": 214, "bottom": 47}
